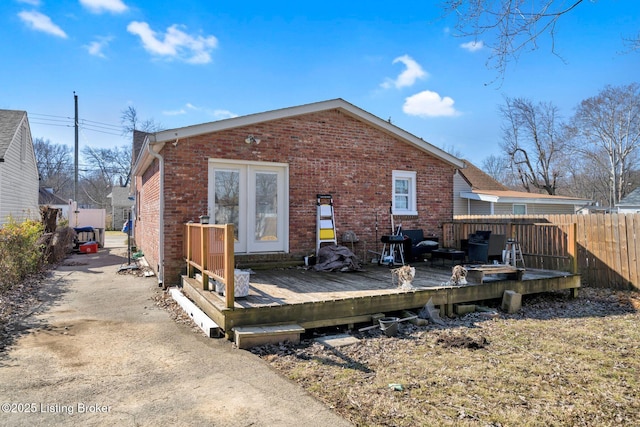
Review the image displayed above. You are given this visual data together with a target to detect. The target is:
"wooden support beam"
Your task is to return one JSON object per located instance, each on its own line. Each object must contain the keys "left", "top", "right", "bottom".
{"left": 200, "top": 225, "right": 208, "bottom": 290}
{"left": 169, "top": 287, "right": 221, "bottom": 338}
{"left": 224, "top": 224, "right": 235, "bottom": 309}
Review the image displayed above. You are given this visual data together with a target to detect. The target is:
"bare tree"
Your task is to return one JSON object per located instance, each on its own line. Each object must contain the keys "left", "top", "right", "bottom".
{"left": 33, "top": 138, "right": 73, "bottom": 198}
{"left": 120, "top": 105, "right": 163, "bottom": 135}
{"left": 77, "top": 170, "right": 112, "bottom": 209}
{"left": 81, "top": 145, "right": 132, "bottom": 188}
{"left": 441, "top": 1, "right": 638, "bottom": 77}
{"left": 499, "top": 97, "right": 570, "bottom": 195}
{"left": 481, "top": 154, "right": 509, "bottom": 185}
{"left": 571, "top": 83, "right": 640, "bottom": 206}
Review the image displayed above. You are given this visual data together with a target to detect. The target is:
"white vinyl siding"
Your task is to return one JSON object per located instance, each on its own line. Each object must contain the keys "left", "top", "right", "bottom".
{"left": 0, "top": 115, "right": 39, "bottom": 226}
{"left": 493, "top": 203, "right": 577, "bottom": 215}
{"left": 468, "top": 199, "right": 494, "bottom": 215}
{"left": 453, "top": 170, "right": 471, "bottom": 216}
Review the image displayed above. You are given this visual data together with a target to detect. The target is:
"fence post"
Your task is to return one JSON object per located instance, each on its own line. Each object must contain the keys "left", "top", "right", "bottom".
{"left": 224, "top": 224, "right": 235, "bottom": 309}
{"left": 568, "top": 222, "right": 578, "bottom": 275}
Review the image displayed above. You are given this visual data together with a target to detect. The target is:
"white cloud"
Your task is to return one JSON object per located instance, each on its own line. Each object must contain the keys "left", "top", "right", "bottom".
{"left": 127, "top": 21, "right": 218, "bottom": 64}
{"left": 381, "top": 54, "right": 427, "bottom": 89}
{"left": 460, "top": 40, "right": 484, "bottom": 52}
{"left": 85, "top": 36, "right": 112, "bottom": 58}
{"left": 162, "top": 108, "right": 187, "bottom": 116}
{"left": 403, "top": 90, "right": 460, "bottom": 118}
{"left": 210, "top": 109, "right": 237, "bottom": 120}
{"left": 163, "top": 103, "right": 237, "bottom": 120}
{"left": 79, "top": 0, "right": 128, "bottom": 14}
{"left": 18, "top": 10, "right": 67, "bottom": 38}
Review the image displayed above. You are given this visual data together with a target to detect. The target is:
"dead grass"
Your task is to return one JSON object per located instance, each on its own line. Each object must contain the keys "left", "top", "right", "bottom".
{"left": 253, "top": 288, "right": 640, "bottom": 426}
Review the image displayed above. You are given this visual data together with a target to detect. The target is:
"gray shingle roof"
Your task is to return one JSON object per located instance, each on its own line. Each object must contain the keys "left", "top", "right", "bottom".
{"left": 0, "top": 109, "right": 26, "bottom": 159}
{"left": 459, "top": 160, "right": 509, "bottom": 191}
{"left": 618, "top": 187, "right": 640, "bottom": 206}
{"left": 39, "top": 187, "right": 69, "bottom": 205}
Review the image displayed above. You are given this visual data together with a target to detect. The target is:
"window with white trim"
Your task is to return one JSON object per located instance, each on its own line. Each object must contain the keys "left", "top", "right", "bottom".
{"left": 513, "top": 204, "right": 527, "bottom": 214}
{"left": 392, "top": 170, "right": 417, "bottom": 215}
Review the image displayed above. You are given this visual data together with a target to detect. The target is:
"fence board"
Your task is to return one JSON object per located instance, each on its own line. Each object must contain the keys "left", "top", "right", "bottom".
{"left": 630, "top": 214, "right": 640, "bottom": 287}
{"left": 448, "top": 213, "right": 640, "bottom": 290}
{"left": 617, "top": 214, "right": 630, "bottom": 286}
{"left": 595, "top": 214, "right": 607, "bottom": 286}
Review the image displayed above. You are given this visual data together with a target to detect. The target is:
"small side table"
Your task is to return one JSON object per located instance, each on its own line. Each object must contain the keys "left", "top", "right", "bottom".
{"left": 430, "top": 249, "right": 465, "bottom": 266}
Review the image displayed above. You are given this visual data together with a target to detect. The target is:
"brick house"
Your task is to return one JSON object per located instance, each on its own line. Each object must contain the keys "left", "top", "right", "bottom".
{"left": 132, "top": 99, "right": 464, "bottom": 286}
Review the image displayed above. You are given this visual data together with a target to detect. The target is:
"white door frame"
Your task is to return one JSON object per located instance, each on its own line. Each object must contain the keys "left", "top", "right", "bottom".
{"left": 208, "top": 159, "right": 289, "bottom": 254}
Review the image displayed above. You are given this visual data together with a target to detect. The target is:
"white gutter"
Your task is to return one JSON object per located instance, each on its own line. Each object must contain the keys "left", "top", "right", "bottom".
{"left": 147, "top": 141, "right": 164, "bottom": 287}
{"left": 460, "top": 191, "right": 499, "bottom": 203}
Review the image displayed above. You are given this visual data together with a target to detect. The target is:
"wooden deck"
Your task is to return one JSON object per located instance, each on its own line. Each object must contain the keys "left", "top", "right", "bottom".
{"left": 181, "top": 261, "right": 581, "bottom": 340}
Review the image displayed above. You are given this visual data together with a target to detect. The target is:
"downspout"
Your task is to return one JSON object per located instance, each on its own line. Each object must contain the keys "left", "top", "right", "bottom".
{"left": 148, "top": 143, "right": 164, "bottom": 287}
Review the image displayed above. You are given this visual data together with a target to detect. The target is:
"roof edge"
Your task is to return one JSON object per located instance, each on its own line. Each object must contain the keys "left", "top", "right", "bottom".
{"left": 138, "top": 99, "right": 464, "bottom": 171}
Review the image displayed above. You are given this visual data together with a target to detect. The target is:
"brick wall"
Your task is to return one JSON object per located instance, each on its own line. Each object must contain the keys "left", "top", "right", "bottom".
{"left": 137, "top": 109, "right": 456, "bottom": 285}
{"left": 134, "top": 160, "right": 160, "bottom": 278}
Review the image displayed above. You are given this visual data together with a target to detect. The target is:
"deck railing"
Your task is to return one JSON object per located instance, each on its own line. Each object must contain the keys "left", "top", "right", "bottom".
{"left": 184, "top": 223, "right": 235, "bottom": 308}
{"left": 443, "top": 218, "right": 578, "bottom": 274}
{"left": 445, "top": 213, "right": 640, "bottom": 290}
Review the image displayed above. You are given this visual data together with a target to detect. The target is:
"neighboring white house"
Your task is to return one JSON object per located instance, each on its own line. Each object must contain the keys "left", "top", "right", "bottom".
{"left": 454, "top": 161, "right": 593, "bottom": 216}
{"left": 38, "top": 187, "right": 70, "bottom": 220}
{"left": 106, "top": 185, "right": 131, "bottom": 231}
{"left": 616, "top": 188, "right": 640, "bottom": 213}
{"left": 0, "top": 110, "right": 39, "bottom": 226}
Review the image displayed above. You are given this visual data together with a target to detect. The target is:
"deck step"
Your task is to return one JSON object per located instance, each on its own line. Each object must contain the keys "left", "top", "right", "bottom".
{"left": 233, "top": 324, "right": 305, "bottom": 349}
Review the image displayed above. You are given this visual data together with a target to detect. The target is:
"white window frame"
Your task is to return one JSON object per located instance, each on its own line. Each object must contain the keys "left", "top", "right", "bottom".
{"left": 513, "top": 204, "right": 527, "bottom": 215}
{"left": 392, "top": 170, "right": 417, "bottom": 216}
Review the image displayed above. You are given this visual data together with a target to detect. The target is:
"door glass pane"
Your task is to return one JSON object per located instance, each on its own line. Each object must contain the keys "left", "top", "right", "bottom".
{"left": 255, "top": 172, "right": 278, "bottom": 241}
{"left": 214, "top": 170, "right": 239, "bottom": 240}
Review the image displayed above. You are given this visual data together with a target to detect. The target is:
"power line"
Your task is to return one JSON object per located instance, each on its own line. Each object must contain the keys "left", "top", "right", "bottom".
{"left": 30, "top": 121, "right": 74, "bottom": 128}
{"left": 79, "top": 118, "right": 121, "bottom": 130}
{"left": 29, "top": 113, "right": 122, "bottom": 130}
{"left": 78, "top": 124, "right": 122, "bottom": 136}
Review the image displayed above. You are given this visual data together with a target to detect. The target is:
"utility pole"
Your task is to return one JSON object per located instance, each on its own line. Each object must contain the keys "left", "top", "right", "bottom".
{"left": 74, "top": 92, "right": 79, "bottom": 204}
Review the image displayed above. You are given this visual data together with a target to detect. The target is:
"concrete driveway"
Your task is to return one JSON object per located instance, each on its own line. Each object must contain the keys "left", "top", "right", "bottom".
{"left": 0, "top": 233, "right": 352, "bottom": 427}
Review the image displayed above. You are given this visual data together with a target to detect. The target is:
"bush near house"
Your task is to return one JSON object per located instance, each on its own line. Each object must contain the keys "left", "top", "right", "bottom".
{"left": 0, "top": 219, "right": 44, "bottom": 291}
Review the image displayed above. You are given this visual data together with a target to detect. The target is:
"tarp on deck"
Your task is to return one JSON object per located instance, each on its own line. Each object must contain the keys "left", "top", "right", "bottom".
{"left": 314, "top": 245, "right": 362, "bottom": 272}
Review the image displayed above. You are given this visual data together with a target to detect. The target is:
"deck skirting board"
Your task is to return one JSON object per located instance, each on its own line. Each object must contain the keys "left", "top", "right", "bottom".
{"left": 181, "top": 269, "right": 581, "bottom": 340}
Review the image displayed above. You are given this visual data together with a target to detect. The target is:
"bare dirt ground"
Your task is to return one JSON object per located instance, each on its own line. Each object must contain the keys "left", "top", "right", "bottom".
{"left": 0, "top": 234, "right": 351, "bottom": 427}
{"left": 250, "top": 287, "right": 640, "bottom": 427}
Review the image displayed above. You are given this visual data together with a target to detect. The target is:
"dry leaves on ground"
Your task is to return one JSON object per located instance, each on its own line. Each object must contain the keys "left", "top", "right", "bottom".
{"left": 251, "top": 288, "right": 640, "bottom": 427}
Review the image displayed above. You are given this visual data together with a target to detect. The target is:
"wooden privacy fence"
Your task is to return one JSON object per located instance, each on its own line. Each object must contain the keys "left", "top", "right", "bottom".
{"left": 445, "top": 214, "right": 640, "bottom": 290}
{"left": 184, "top": 223, "right": 236, "bottom": 308}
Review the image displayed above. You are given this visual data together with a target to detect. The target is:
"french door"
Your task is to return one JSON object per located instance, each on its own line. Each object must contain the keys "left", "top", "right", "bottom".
{"left": 208, "top": 160, "right": 288, "bottom": 253}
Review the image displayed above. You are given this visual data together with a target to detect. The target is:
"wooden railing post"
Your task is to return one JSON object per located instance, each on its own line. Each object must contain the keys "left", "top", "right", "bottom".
{"left": 201, "top": 225, "right": 209, "bottom": 290}
{"left": 185, "top": 224, "right": 192, "bottom": 278}
{"left": 224, "top": 224, "right": 235, "bottom": 309}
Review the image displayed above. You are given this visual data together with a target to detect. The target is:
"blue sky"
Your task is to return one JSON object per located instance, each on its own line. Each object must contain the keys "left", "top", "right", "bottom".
{"left": 2, "top": 0, "right": 639, "bottom": 164}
